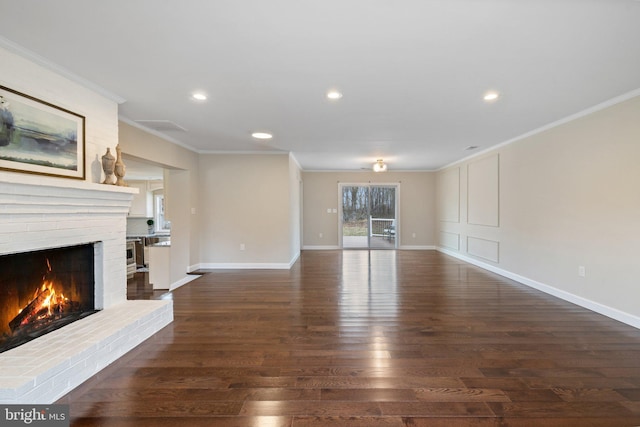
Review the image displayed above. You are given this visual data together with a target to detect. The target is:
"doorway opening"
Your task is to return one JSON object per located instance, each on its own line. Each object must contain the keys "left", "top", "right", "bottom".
{"left": 339, "top": 184, "right": 398, "bottom": 249}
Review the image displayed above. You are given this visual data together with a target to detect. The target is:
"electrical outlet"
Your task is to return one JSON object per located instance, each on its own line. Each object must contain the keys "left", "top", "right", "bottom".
{"left": 240, "top": 243, "right": 245, "bottom": 251}
{"left": 578, "top": 266, "right": 585, "bottom": 277}
{"left": 319, "top": 233, "right": 323, "bottom": 238}
{"left": 412, "top": 233, "right": 416, "bottom": 238}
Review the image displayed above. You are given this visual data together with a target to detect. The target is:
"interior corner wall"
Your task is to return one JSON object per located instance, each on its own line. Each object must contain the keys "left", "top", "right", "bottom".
{"left": 0, "top": 45, "right": 118, "bottom": 184}
{"left": 301, "top": 171, "right": 436, "bottom": 249}
{"left": 198, "top": 153, "right": 293, "bottom": 267}
{"left": 118, "top": 121, "right": 200, "bottom": 279}
{"left": 289, "top": 155, "right": 302, "bottom": 262}
{"left": 436, "top": 95, "right": 640, "bottom": 326}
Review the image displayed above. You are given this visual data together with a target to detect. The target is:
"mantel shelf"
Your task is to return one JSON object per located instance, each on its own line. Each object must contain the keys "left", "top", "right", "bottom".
{"left": 0, "top": 171, "right": 139, "bottom": 196}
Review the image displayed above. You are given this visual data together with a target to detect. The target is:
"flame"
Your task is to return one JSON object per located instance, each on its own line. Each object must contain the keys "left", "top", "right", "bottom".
{"left": 18, "top": 258, "right": 70, "bottom": 326}
{"left": 37, "top": 282, "right": 68, "bottom": 318}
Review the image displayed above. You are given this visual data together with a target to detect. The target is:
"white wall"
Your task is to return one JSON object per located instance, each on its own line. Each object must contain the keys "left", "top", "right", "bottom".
{"left": 198, "top": 153, "right": 296, "bottom": 267}
{"left": 120, "top": 125, "right": 302, "bottom": 271}
{"left": 436, "top": 94, "right": 640, "bottom": 326}
{"left": 165, "top": 168, "right": 192, "bottom": 284}
{"left": 289, "top": 154, "right": 302, "bottom": 261}
{"left": 302, "top": 171, "right": 436, "bottom": 249}
{"left": 0, "top": 44, "right": 119, "bottom": 184}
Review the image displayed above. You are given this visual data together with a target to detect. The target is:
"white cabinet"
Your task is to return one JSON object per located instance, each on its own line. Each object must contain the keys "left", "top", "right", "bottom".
{"left": 128, "top": 182, "right": 151, "bottom": 217}
{"left": 148, "top": 243, "right": 170, "bottom": 290}
{"left": 128, "top": 181, "right": 160, "bottom": 217}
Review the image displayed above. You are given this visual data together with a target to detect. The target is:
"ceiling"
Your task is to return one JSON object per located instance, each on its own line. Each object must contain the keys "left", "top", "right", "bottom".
{"left": 1, "top": 0, "right": 639, "bottom": 171}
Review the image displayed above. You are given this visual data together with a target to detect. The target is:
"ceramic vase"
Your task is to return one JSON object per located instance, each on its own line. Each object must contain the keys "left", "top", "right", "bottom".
{"left": 114, "top": 144, "right": 127, "bottom": 186}
{"left": 101, "top": 147, "right": 115, "bottom": 184}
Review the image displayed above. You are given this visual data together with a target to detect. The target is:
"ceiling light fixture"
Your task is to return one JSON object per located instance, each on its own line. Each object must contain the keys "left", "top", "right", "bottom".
{"left": 326, "top": 90, "right": 343, "bottom": 100}
{"left": 373, "top": 159, "right": 387, "bottom": 172}
{"left": 483, "top": 91, "right": 500, "bottom": 102}
{"left": 191, "top": 92, "right": 207, "bottom": 101}
{"left": 251, "top": 132, "right": 273, "bottom": 140}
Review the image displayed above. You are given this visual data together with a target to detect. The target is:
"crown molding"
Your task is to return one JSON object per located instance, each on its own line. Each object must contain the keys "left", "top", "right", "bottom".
{"left": 0, "top": 36, "right": 126, "bottom": 104}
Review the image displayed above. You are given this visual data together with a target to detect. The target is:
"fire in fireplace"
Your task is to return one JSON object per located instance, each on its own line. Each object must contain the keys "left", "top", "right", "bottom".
{"left": 0, "top": 243, "right": 98, "bottom": 353}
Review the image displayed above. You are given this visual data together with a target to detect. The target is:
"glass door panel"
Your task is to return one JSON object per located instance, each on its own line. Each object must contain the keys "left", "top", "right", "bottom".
{"left": 369, "top": 186, "right": 396, "bottom": 249}
{"left": 341, "top": 186, "right": 369, "bottom": 248}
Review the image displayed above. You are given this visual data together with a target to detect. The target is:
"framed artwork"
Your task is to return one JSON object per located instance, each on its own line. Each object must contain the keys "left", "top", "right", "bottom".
{"left": 0, "top": 85, "right": 85, "bottom": 180}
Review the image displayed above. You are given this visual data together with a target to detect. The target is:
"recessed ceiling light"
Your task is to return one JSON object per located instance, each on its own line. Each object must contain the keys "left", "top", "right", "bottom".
{"left": 326, "top": 90, "right": 343, "bottom": 100}
{"left": 191, "top": 92, "right": 207, "bottom": 101}
{"left": 252, "top": 132, "right": 273, "bottom": 140}
{"left": 483, "top": 91, "right": 500, "bottom": 102}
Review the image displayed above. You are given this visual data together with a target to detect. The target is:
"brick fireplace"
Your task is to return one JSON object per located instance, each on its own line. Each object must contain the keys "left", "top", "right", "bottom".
{"left": 0, "top": 172, "right": 173, "bottom": 404}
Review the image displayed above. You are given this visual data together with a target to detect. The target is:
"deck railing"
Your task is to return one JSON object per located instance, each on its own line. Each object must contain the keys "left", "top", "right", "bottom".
{"left": 369, "top": 218, "right": 394, "bottom": 237}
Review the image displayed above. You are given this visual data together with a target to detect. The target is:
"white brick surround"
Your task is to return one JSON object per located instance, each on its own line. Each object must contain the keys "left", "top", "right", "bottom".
{"left": 0, "top": 173, "right": 173, "bottom": 403}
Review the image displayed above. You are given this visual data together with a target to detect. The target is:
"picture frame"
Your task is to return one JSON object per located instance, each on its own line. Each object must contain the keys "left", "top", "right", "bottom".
{"left": 0, "top": 85, "right": 85, "bottom": 180}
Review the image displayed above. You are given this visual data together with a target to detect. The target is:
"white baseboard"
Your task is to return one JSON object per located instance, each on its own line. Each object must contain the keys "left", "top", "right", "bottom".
{"left": 170, "top": 274, "right": 199, "bottom": 291}
{"left": 302, "top": 245, "right": 341, "bottom": 250}
{"left": 289, "top": 251, "right": 300, "bottom": 267}
{"left": 303, "top": 245, "right": 436, "bottom": 250}
{"left": 437, "top": 247, "right": 640, "bottom": 330}
{"left": 198, "top": 262, "right": 292, "bottom": 270}
{"left": 196, "top": 252, "right": 300, "bottom": 270}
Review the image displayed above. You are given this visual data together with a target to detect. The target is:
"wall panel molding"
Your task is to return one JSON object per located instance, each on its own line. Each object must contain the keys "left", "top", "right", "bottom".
{"left": 467, "top": 236, "right": 499, "bottom": 263}
{"left": 439, "top": 167, "right": 460, "bottom": 223}
{"left": 467, "top": 154, "right": 499, "bottom": 227}
{"left": 439, "top": 231, "right": 460, "bottom": 251}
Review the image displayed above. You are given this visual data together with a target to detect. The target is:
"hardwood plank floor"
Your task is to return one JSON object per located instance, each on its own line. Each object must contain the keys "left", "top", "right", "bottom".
{"left": 59, "top": 250, "right": 640, "bottom": 426}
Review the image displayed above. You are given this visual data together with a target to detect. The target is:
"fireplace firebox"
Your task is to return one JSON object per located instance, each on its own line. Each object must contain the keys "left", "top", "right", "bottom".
{"left": 0, "top": 243, "right": 98, "bottom": 353}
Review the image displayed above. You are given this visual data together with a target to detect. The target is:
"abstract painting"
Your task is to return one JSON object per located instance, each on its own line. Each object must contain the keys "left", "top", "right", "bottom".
{"left": 0, "top": 85, "right": 85, "bottom": 179}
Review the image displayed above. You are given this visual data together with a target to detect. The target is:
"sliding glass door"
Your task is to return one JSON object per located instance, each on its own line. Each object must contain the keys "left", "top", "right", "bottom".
{"left": 340, "top": 184, "right": 398, "bottom": 249}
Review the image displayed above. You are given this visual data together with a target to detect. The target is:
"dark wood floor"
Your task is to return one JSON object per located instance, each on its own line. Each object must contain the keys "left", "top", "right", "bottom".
{"left": 59, "top": 250, "right": 640, "bottom": 426}
{"left": 125, "top": 269, "right": 171, "bottom": 300}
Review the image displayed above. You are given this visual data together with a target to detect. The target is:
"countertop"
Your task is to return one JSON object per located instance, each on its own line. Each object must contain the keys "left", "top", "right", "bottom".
{"left": 127, "top": 233, "right": 171, "bottom": 240}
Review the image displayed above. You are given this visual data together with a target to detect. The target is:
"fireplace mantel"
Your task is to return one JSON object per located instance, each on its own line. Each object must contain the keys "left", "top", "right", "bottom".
{"left": 0, "top": 171, "right": 173, "bottom": 404}
{"left": 0, "top": 171, "right": 138, "bottom": 213}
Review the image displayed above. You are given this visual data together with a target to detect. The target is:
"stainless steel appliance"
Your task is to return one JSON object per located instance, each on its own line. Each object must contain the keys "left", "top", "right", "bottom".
{"left": 134, "top": 239, "right": 145, "bottom": 267}
{"left": 126, "top": 240, "right": 137, "bottom": 278}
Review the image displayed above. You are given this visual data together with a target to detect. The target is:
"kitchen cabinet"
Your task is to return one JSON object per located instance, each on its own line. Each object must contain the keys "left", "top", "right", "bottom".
{"left": 148, "top": 242, "right": 170, "bottom": 290}
{"left": 128, "top": 181, "right": 153, "bottom": 217}
{"left": 128, "top": 181, "right": 151, "bottom": 217}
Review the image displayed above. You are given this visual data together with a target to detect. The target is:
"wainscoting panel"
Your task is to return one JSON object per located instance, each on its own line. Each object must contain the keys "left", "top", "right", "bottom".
{"left": 467, "top": 236, "right": 499, "bottom": 263}
{"left": 439, "top": 231, "right": 460, "bottom": 251}
{"left": 438, "top": 167, "right": 460, "bottom": 223}
{"left": 467, "top": 154, "right": 499, "bottom": 227}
